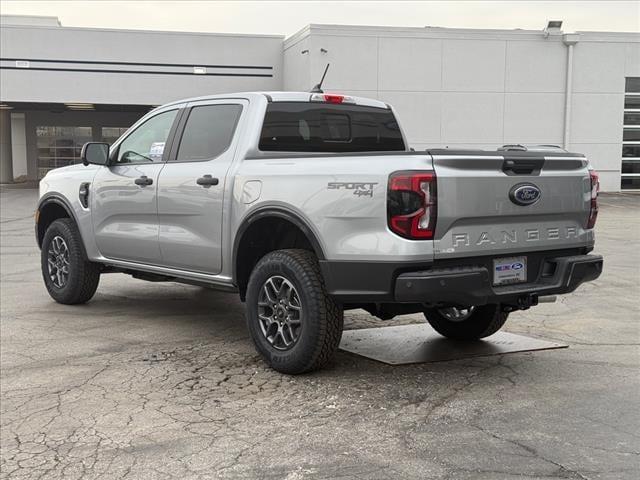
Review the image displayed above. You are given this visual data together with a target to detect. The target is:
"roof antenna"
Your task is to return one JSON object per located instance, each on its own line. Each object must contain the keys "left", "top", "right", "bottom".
{"left": 310, "top": 63, "right": 330, "bottom": 93}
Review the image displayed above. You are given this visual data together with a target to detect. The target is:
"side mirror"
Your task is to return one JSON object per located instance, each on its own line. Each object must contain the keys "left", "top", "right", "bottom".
{"left": 81, "top": 142, "right": 110, "bottom": 166}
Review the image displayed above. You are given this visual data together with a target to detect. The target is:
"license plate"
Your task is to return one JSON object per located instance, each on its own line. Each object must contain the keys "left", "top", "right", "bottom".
{"left": 493, "top": 256, "right": 527, "bottom": 285}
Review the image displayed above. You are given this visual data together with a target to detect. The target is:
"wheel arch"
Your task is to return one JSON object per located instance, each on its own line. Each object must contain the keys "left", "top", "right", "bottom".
{"left": 232, "top": 207, "right": 326, "bottom": 301}
{"left": 36, "top": 194, "right": 78, "bottom": 249}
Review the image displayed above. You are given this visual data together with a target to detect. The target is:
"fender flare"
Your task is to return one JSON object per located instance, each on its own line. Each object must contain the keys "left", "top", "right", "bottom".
{"left": 36, "top": 193, "right": 78, "bottom": 248}
{"left": 232, "top": 206, "right": 326, "bottom": 283}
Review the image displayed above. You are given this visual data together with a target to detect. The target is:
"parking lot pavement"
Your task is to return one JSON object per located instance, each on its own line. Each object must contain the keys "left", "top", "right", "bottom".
{"left": 0, "top": 187, "right": 638, "bottom": 480}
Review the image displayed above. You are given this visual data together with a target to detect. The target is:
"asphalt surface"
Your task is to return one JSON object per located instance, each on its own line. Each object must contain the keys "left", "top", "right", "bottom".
{"left": 1, "top": 187, "right": 638, "bottom": 480}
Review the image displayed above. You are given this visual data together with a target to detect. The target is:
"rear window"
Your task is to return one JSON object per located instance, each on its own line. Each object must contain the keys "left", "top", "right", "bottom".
{"left": 259, "top": 102, "right": 405, "bottom": 152}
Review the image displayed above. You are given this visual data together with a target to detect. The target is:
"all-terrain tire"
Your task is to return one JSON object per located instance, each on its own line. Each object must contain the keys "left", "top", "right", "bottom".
{"left": 245, "top": 249, "right": 343, "bottom": 374}
{"left": 423, "top": 304, "right": 509, "bottom": 340}
{"left": 41, "top": 218, "right": 100, "bottom": 305}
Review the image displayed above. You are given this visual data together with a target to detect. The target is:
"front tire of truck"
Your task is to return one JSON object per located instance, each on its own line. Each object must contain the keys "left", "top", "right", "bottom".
{"left": 41, "top": 218, "right": 101, "bottom": 305}
{"left": 423, "top": 304, "right": 508, "bottom": 340}
{"left": 245, "top": 249, "right": 343, "bottom": 374}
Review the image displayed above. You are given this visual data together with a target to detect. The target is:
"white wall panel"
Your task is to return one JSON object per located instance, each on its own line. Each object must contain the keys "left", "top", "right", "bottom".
{"left": 441, "top": 93, "right": 504, "bottom": 144}
{"left": 284, "top": 37, "right": 310, "bottom": 91}
{"left": 504, "top": 93, "right": 564, "bottom": 144}
{"left": 572, "top": 42, "right": 626, "bottom": 94}
{"left": 442, "top": 40, "right": 506, "bottom": 92}
{"left": 505, "top": 41, "right": 566, "bottom": 93}
{"left": 625, "top": 43, "right": 640, "bottom": 77}
{"left": 310, "top": 35, "right": 378, "bottom": 91}
{"left": 378, "top": 37, "right": 441, "bottom": 91}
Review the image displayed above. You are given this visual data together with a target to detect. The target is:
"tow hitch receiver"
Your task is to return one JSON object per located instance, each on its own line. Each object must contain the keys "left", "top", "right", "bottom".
{"left": 517, "top": 294, "right": 538, "bottom": 310}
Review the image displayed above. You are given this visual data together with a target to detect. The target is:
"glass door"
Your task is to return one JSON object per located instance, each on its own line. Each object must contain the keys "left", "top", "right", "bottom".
{"left": 36, "top": 126, "right": 92, "bottom": 179}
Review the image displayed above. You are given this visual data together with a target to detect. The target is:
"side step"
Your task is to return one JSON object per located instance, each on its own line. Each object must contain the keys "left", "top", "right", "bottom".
{"left": 129, "top": 271, "right": 175, "bottom": 282}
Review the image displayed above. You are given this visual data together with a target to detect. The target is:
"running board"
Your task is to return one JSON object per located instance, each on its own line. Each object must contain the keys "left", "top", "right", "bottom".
{"left": 99, "top": 257, "right": 238, "bottom": 292}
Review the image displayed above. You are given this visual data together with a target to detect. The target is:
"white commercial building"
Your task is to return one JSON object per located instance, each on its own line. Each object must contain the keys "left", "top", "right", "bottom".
{"left": 1, "top": 16, "right": 639, "bottom": 190}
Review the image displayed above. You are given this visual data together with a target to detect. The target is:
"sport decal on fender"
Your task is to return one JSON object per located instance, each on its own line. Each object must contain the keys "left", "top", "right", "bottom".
{"left": 327, "top": 182, "right": 378, "bottom": 197}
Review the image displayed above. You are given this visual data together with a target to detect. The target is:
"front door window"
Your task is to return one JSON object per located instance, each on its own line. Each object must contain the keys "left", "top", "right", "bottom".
{"left": 116, "top": 110, "right": 178, "bottom": 164}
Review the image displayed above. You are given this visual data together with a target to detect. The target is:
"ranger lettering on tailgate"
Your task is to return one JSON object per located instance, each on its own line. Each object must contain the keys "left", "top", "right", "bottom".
{"left": 452, "top": 226, "right": 579, "bottom": 247}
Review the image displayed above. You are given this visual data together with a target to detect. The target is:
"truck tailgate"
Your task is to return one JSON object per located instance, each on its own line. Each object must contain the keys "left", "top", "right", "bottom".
{"left": 431, "top": 151, "right": 594, "bottom": 259}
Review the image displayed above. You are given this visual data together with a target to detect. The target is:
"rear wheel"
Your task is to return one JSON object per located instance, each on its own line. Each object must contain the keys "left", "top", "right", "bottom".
{"left": 41, "top": 218, "right": 100, "bottom": 305}
{"left": 245, "top": 249, "right": 343, "bottom": 374}
{"left": 423, "top": 304, "right": 508, "bottom": 340}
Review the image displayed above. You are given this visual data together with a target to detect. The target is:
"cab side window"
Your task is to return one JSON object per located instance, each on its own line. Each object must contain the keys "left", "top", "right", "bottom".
{"left": 175, "top": 104, "right": 242, "bottom": 162}
{"left": 116, "top": 109, "right": 178, "bottom": 164}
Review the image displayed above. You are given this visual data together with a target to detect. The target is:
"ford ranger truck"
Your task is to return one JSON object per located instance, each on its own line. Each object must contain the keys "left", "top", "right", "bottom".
{"left": 35, "top": 92, "right": 603, "bottom": 374}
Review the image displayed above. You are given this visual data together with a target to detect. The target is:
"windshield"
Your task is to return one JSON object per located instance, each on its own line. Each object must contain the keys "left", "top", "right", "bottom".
{"left": 259, "top": 102, "right": 406, "bottom": 153}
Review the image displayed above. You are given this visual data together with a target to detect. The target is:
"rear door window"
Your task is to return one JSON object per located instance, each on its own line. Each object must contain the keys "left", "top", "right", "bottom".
{"left": 259, "top": 102, "right": 405, "bottom": 152}
{"left": 175, "top": 104, "right": 243, "bottom": 162}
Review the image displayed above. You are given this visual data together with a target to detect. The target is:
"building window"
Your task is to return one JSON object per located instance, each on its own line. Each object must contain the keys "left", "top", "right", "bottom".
{"left": 101, "top": 127, "right": 129, "bottom": 145}
{"left": 36, "top": 126, "right": 92, "bottom": 179}
{"left": 622, "top": 77, "right": 640, "bottom": 190}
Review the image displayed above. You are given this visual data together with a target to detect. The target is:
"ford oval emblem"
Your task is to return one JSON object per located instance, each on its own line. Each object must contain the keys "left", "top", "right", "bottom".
{"left": 509, "top": 183, "right": 541, "bottom": 206}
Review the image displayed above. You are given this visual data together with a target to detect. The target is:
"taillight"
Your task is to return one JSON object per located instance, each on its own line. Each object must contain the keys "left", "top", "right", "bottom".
{"left": 387, "top": 171, "right": 437, "bottom": 239}
{"left": 586, "top": 170, "right": 599, "bottom": 229}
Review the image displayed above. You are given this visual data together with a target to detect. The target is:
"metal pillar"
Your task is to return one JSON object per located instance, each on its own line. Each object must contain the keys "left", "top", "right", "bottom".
{"left": 0, "top": 109, "right": 13, "bottom": 184}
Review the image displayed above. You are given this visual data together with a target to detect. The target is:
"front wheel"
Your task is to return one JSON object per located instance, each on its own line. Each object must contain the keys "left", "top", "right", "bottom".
{"left": 423, "top": 304, "right": 509, "bottom": 340}
{"left": 41, "top": 218, "right": 101, "bottom": 305}
{"left": 245, "top": 249, "right": 343, "bottom": 374}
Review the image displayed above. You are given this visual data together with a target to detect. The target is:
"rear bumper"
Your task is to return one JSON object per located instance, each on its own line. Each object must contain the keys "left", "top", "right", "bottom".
{"left": 394, "top": 254, "right": 603, "bottom": 306}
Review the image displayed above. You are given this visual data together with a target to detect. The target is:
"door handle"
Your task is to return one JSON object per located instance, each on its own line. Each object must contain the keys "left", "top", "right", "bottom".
{"left": 134, "top": 175, "right": 153, "bottom": 186}
{"left": 196, "top": 174, "right": 219, "bottom": 187}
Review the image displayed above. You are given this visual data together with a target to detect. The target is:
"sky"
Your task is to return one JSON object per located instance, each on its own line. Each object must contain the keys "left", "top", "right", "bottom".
{"left": 0, "top": 1, "right": 638, "bottom": 36}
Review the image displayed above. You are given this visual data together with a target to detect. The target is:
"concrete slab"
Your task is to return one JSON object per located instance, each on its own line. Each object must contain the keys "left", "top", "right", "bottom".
{"left": 340, "top": 324, "right": 567, "bottom": 365}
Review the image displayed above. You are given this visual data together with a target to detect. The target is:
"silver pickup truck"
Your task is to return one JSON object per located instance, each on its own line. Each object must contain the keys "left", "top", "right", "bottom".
{"left": 36, "top": 91, "right": 603, "bottom": 373}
